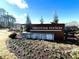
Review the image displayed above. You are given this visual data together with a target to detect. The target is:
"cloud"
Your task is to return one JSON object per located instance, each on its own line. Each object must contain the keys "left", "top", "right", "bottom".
{"left": 12, "top": 13, "right": 27, "bottom": 24}
{"left": 6, "top": 0, "right": 28, "bottom": 9}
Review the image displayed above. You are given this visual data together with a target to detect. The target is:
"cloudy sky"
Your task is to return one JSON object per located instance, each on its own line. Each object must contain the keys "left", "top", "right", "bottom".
{"left": 0, "top": 0, "right": 79, "bottom": 24}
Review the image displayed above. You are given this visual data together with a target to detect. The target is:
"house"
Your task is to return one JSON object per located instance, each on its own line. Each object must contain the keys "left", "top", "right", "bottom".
{"left": 64, "top": 26, "right": 78, "bottom": 39}
{"left": 25, "top": 12, "right": 65, "bottom": 41}
{"left": 26, "top": 23, "right": 65, "bottom": 41}
{"left": 0, "top": 8, "right": 16, "bottom": 28}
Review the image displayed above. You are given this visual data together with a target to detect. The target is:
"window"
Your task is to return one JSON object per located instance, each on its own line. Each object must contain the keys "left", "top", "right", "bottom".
{"left": 46, "top": 34, "right": 54, "bottom": 40}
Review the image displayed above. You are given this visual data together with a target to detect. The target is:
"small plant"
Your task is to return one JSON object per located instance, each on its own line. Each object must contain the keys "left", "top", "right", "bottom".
{"left": 72, "top": 51, "right": 78, "bottom": 59}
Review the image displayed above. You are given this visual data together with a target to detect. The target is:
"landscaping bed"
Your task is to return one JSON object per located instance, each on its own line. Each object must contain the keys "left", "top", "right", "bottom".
{"left": 7, "top": 39, "right": 79, "bottom": 59}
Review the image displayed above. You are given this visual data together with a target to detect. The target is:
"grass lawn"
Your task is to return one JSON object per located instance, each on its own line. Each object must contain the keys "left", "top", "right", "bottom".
{"left": 0, "top": 29, "right": 18, "bottom": 59}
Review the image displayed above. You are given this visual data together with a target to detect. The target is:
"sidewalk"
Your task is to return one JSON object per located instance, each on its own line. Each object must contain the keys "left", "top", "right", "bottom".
{"left": 0, "top": 29, "right": 18, "bottom": 59}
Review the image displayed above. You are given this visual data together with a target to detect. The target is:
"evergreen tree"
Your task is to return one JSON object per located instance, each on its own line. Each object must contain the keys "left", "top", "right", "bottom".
{"left": 53, "top": 11, "right": 59, "bottom": 23}
{"left": 26, "top": 14, "right": 31, "bottom": 32}
{"left": 26, "top": 15, "right": 31, "bottom": 25}
{"left": 40, "top": 16, "right": 44, "bottom": 24}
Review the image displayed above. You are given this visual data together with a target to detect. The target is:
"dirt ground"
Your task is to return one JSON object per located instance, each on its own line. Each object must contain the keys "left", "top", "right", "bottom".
{"left": 0, "top": 29, "right": 18, "bottom": 59}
